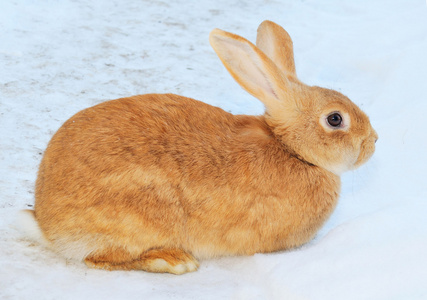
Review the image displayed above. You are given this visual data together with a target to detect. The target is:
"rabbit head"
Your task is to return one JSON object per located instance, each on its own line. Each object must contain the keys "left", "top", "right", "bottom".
{"left": 210, "top": 20, "right": 377, "bottom": 175}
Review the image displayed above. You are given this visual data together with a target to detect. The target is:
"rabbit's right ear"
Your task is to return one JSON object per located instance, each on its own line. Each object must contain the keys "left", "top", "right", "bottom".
{"left": 210, "top": 28, "right": 293, "bottom": 115}
{"left": 256, "top": 20, "right": 297, "bottom": 79}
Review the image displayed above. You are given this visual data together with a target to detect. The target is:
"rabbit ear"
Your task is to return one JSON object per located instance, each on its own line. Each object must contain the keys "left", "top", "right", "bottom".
{"left": 210, "top": 28, "right": 292, "bottom": 114}
{"left": 256, "top": 20, "right": 297, "bottom": 78}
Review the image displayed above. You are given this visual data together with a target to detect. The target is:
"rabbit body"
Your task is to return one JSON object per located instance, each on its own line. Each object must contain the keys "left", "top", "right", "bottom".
{"left": 22, "top": 21, "right": 377, "bottom": 274}
{"left": 33, "top": 94, "right": 339, "bottom": 264}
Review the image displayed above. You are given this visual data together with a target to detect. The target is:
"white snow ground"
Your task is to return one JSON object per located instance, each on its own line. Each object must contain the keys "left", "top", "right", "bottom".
{"left": 1, "top": 0, "right": 427, "bottom": 299}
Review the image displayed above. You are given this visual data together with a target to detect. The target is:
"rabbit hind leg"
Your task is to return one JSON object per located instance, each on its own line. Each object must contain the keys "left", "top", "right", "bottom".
{"left": 84, "top": 247, "right": 199, "bottom": 275}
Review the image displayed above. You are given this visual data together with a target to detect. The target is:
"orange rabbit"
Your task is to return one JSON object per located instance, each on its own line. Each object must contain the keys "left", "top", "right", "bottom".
{"left": 19, "top": 21, "right": 377, "bottom": 274}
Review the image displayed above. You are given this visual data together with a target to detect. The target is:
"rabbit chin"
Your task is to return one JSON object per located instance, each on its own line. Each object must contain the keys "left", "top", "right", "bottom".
{"left": 323, "top": 161, "right": 354, "bottom": 176}
{"left": 326, "top": 146, "right": 375, "bottom": 175}
{"left": 319, "top": 134, "right": 377, "bottom": 175}
{"left": 320, "top": 152, "right": 360, "bottom": 176}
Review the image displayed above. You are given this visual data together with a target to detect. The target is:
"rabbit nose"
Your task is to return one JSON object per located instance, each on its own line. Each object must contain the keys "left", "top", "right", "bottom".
{"left": 372, "top": 130, "right": 378, "bottom": 143}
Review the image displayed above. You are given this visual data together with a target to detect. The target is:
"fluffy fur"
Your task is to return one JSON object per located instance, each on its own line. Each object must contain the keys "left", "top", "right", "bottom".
{"left": 21, "top": 21, "right": 377, "bottom": 274}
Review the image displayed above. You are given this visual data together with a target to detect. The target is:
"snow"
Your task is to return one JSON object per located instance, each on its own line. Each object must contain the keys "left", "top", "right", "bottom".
{"left": 1, "top": 0, "right": 426, "bottom": 299}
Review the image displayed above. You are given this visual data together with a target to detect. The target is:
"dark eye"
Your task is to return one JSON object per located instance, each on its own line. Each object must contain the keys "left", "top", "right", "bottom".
{"left": 327, "top": 113, "right": 342, "bottom": 127}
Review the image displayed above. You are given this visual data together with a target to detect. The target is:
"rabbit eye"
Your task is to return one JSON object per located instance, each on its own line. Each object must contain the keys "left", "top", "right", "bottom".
{"left": 327, "top": 113, "right": 342, "bottom": 127}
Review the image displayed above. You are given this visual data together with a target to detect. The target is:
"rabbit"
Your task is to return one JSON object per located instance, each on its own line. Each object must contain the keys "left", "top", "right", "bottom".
{"left": 19, "top": 20, "right": 377, "bottom": 274}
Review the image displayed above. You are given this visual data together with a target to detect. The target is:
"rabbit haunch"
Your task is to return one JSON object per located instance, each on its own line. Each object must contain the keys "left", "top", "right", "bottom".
{"left": 20, "top": 21, "right": 377, "bottom": 274}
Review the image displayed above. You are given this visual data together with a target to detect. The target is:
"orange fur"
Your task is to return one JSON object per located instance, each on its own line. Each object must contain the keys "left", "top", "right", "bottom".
{"left": 256, "top": 20, "right": 296, "bottom": 77}
{"left": 85, "top": 247, "right": 199, "bottom": 274}
{"left": 23, "top": 21, "right": 377, "bottom": 274}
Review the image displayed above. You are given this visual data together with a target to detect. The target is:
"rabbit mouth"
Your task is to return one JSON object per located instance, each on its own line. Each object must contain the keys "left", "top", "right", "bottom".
{"left": 354, "top": 135, "right": 376, "bottom": 168}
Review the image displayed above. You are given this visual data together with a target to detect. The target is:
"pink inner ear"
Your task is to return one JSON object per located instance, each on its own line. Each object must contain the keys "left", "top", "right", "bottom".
{"left": 211, "top": 33, "right": 283, "bottom": 104}
{"left": 260, "top": 72, "right": 279, "bottom": 100}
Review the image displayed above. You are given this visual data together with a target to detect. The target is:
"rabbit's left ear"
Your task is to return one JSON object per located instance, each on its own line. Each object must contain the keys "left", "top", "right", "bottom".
{"left": 210, "top": 28, "right": 292, "bottom": 115}
{"left": 256, "top": 20, "right": 297, "bottom": 79}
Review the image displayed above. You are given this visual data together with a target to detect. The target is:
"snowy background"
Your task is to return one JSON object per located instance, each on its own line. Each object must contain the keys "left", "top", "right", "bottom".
{"left": 1, "top": 0, "right": 427, "bottom": 299}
